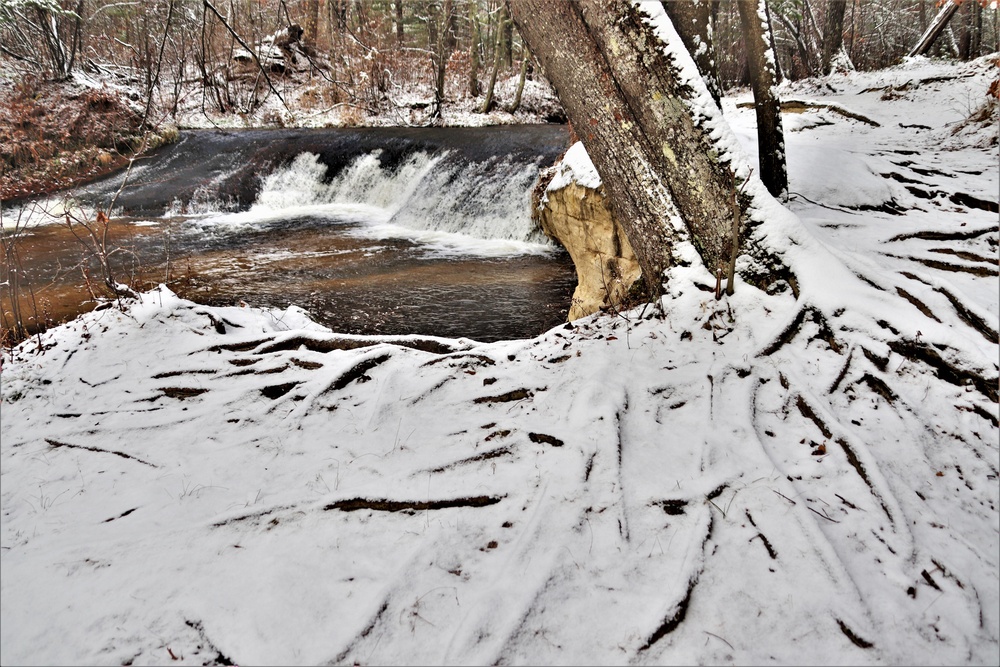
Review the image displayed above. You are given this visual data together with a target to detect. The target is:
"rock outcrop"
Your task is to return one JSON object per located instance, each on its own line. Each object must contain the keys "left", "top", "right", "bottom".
{"left": 534, "top": 143, "right": 642, "bottom": 321}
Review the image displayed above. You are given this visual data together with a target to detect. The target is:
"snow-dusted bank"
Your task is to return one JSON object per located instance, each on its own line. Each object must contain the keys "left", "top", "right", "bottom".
{"left": 2, "top": 55, "right": 999, "bottom": 667}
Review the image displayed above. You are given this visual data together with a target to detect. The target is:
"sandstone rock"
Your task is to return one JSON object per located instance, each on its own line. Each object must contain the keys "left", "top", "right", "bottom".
{"left": 536, "top": 180, "right": 642, "bottom": 321}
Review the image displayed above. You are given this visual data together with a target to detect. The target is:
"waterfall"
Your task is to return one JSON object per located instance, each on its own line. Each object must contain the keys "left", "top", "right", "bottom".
{"left": 248, "top": 150, "right": 550, "bottom": 246}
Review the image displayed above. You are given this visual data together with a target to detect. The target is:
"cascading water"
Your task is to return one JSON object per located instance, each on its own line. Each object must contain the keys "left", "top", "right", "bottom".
{"left": 6, "top": 126, "right": 576, "bottom": 341}
{"left": 197, "top": 148, "right": 552, "bottom": 252}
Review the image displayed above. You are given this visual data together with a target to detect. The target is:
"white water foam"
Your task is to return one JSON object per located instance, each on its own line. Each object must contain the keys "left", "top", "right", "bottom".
{"left": 194, "top": 151, "right": 555, "bottom": 256}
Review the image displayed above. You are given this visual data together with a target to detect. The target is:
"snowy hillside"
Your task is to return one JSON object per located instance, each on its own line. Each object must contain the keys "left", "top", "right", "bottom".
{"left": 1, "top": 56, "right": 997, "bottom": 665}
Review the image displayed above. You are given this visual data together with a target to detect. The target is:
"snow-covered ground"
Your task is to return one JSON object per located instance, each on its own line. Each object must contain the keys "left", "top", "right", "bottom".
{"left": 2, "top": 55, "right": 998, "bottom": 665}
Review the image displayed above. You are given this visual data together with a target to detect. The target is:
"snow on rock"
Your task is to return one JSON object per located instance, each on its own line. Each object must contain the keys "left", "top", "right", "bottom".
{"left": 545, "top": 141, "right": 602, "bottom": 192}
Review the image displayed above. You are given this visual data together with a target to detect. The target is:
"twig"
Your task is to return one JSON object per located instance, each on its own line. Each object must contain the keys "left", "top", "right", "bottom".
{"left": 772, "top": 489, "right": 796, "bottom": 505}
{"left": 807, "top": 505, "right": 839, "bottom": 523}
{"left": 703, "top": 630, "right": 735, "bottom": 650}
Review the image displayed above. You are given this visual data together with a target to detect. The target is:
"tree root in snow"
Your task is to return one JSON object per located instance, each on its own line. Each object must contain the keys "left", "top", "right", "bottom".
{"left": 324, "top": 495, "right": 503, "bottom": 513}
{"left": 45, "top": 438, "right": 157, "bottom": 468}
{"left": 888, "top": 339, "right": 998, "bottom": 403}
{"left": 836, "top": 618, "right": 874, "bottom": 649}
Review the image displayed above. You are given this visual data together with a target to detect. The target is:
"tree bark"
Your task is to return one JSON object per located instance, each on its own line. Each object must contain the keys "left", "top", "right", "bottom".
{"left": 479, "top": 2, "right": 507, "bottom": 113}
{"left": 509, "top": 0, "right": 743, "bottom": 287}
{"left": 506, "top": 49, "right": 529, "bottom": 112}
{"left": 660, "top": 0, "right": 724, "bottom": 107}
{"left": 737, "top": 0, "right": 787, "bottom": 199}
{"left": 304, "top": 0, "right": 320, "bottom": 43}
{"left": 431, "top": 0, "right": 455, "bottom": 123}
{"left": 395, "top": 0, "right": 404, "bottom": 44}
{"left": 501, "top": 2, "right": 513, "bottom": 68}
{"left": 821, "top": 0, "right": 847, "bottom": 75}
{"left": 469, "top": 1, "right": 481, "bottom": 97}
{"left": 909, "top": 0, "right": 961, "bottom": 57}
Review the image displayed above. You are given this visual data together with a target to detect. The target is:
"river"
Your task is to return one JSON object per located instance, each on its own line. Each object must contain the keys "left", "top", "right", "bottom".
{"left": 2, "top": 125, "right": 577, "bottom": 342}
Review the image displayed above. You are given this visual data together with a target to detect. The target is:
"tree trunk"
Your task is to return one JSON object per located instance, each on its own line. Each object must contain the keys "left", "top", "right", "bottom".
{"left": 908, "top": 0, "right": 961, "bottom": 57}
{"left": 304, "top": 0, "right": 320, "bottom": 43}
{"left": 737, "top": 0, "right": 787, "bottom": 199}
{"left": 395, "top": 0, "right": 404, "bottom": 44}
{"left": 660, "top": 0, "right": 724, "bottom": 107}
{"left": 958, "top": 0, "right": 983, "bottom": 60}
{"left": 469, "top": 1, "right": 481, "bottom": 97}
{"left": 509, "top": 0, "right": 743, "bottom": 287}
{"left": 501, "top": 2, "right": 513, "bottom": 69}
{"left": 821, "top": 0, "right": 847, "bottom": 75}
{"left": 506, "top": 49, "right": 529, "bottom": 112}
{"left": 431, "top": 0, "right": 455, "bottom": 123}
{"left": 479, "top": 2, "right": 507, "bottom": 113}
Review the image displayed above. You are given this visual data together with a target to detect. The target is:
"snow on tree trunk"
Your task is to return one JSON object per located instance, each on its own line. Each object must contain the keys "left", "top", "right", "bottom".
{"left": 508, "top": 0, "right": 743, "bottom": 290}
{"left": 660, "top": 0, "right": 724, "bottom": 107}
{"left": 908, "top": 0, "right": 961, "bottom": 57}
{"left": 821, "top": 0, "right": 847, "bottom": 75}
{"left": 737, "top": 0, "right": 788, "bottom": 200}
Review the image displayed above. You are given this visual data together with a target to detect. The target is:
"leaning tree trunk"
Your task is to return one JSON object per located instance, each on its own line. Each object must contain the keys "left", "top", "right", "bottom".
{"left": 660, "top": 0, "right": 724, "bottom": 107}
{"left": 909, "top": 0, "right": 961, "bottom": 57}
{"left": 509, "top": 0, "right": 743, "bottom": 289}
{"left": 737, "top": 0, "right": 788, "bottom": 200}
{"left": 821, "top": 0, "right": 847, "bottom": 75}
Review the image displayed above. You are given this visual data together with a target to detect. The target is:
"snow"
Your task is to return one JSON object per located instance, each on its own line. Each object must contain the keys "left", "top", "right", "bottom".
{"left": 545, "top": 141, "right": 601, "bottom": 192}
{"left": 2, "top": 45, "right": 999, "bottom": 667}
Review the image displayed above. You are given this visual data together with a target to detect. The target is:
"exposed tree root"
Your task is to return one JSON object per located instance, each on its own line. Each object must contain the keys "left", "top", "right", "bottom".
{"left": 159, "top": 387, "right": 210, "bottom": 399}
{"left": 888, "top": 339, "right": 998, "bottom": 403}
{"left": 257, "top": 335, "right": 460, "bottom": 355}
{"left": 528, "top": 432, "right": 564, "bottom": 447}
{"left": 750, "top": 532, "right": 778, "bottom": 559}
{"left": 933, "top": 287, "right": 999, "bottom": 344}
{"left": 760, "top": 306, "right": 841, "bottom": 357}
{"left": 422, "top": 353, "right": 496, "bottom": 368}
{"left": 928, "top": 248, "right": 997, "bottom": 264}
{"left": 793, "top": 395, "right": 892, "bottom": 520}
{"left": 950, "top": 192, "right": 999, "bottom": 214}
{"left": 854, "top": 373, "right": 898, "bottom": 404}
{"left": 959, "top": 402, "right": 999, "bottom": 428}
{"left": 638, "top": 575, "right": 697, "bottom": 652}
{"left": 45, "top": 438, "right": 157, "bottom": 467}
{"left": 895, "top": 288, "right": 941, "bottom": 322}
{"left": 208, "top": 336, "right": 461, "bottom": 356}
{"left": 835, "top": 618, "right": 874, "bottom": 649}
{"left": 893, "top": 256, "right": 997, "bottom": 278}
{"left": 427, "top": 446, "right": 513, "bottom": 473}
{"left": 152, "top": 369, "right": 216, "bottom": 379}
{"left": 848, "top": 200, "right": 907, "bottom": 215}
{"left": 888, "top": 226, "right": 996, "bottom": 243}
{"left": 330, "top": 600, "right": 390, "bottom": 665}
{"left": 184, "top": 619, "right": 236, "bottom": 666}
{"left": 828, "top": 347, "right": 855, "bottom": 394}
{"left": 330, "top": 353, "right": 391, "bottom": 391}
{"left": 102, "top": 507, "right": 139, "bottom": 523}
{"left": 324, "top": 495, "right": 503, "bottom": 513}
{"left": 657, "top": 499, "right": 688, "bottom": 515}
{"left": 473, "top": 389, "right": 534, "bottom": 404}
{"left": 260, "top": 382, "right": 300, "bottom": 399}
